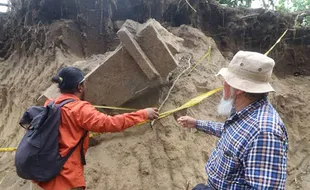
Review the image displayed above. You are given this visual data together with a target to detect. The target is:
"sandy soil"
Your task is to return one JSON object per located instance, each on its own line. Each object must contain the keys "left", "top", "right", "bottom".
{"left": 0, "top": 21, "right": 309, "bottom": 190}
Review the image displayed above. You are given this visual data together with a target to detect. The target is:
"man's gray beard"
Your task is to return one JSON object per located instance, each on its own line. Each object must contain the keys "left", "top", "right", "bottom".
{"left": 217, "top": 97, "right": 235, "bottom": 117}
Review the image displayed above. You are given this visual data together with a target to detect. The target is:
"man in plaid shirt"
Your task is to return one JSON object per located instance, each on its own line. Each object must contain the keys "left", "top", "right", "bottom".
{"left": 178, "top": 51, "right": 288, "bottom": 189}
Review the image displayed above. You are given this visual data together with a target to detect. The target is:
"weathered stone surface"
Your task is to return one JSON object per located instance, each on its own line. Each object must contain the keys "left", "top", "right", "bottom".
{"left": 38, "top": 19, "right": 180, "bottom": 107}
{"left": 84, "top": 45, "right": 154, "bottom": 106}
{"left": 150, "top": 19, "right": 183, "bottom": 54}
{"left": 122, "top": 19, "right": 183, "bottom": 55}
{"left": 136, "top": 21, "right": 178, "bottom": 79}
{"left": 117, "top": 28, "right": 160, "bottom": 80}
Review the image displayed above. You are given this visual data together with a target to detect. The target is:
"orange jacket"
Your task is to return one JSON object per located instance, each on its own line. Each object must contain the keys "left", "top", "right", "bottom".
{"left": 36, "top": 94, "right": 148, "bottom": 190}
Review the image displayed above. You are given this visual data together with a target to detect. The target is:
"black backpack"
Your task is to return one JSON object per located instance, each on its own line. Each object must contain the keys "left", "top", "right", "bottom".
{"left": 15, "top": 99, "right": 88, "bottom": 182}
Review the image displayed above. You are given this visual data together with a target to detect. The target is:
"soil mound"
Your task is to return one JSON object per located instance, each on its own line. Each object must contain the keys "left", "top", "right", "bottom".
{"left": 0, "top": 1, "right": 310, "bottom": 189}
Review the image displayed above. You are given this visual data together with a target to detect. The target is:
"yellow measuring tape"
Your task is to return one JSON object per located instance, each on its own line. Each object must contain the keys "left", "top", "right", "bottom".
{"left": 265, "top": 29, "right": 288, "bottom": 56}
{"left": 90, "top": 29, "right": 289, "bottom": 137}
{"left": 90, "top": 87, "right": 222, "bottom": 138}
{"left": 0, "top": 29, "right": 289, "bottom": 152}
{"left": 0, "top": 87, "right": 222, "bottom": 150}
{"left": 0, "top": 147, "right": 17, "bottom": 152}
{"left": 190, "top": 46, "right": 212, "bottom": 73}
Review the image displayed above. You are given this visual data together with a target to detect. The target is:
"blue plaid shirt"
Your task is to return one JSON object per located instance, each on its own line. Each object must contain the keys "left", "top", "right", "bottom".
{"left": 196, "top": 98, "right": 288, "bottom": 189}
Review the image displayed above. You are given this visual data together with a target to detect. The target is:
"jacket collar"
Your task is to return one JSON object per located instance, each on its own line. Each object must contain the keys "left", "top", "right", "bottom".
{"left": 55, "top": 93, "right": 80, "bottom": 104}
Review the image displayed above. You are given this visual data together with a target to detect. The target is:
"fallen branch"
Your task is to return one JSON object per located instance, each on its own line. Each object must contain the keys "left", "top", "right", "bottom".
{"left": 184, "top": 0, "right": 197, "bottom": 13}
{"left": 151, "top": 55, "right": 192, "bottom": 127}
{"left": 186, "top": 181, "right": 190, "bottom": 190}
{"left": 159, "top": 56, "right": 192, "bottom": 111}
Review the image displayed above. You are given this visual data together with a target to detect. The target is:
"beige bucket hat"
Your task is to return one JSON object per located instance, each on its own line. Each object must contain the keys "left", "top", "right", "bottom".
{"left": 217, "top": 51, "right": 275, "bottom": 93}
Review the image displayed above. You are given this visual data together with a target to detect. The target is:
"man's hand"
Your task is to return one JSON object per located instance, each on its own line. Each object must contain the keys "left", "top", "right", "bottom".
{"left": 177, "top": 116, "right": 197, "bottom": 128}
{"left": 145, "top": 108, "right": 159, "bottom": 120}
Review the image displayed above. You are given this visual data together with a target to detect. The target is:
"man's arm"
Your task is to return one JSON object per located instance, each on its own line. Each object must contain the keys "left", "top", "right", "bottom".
{"left": 75, "top": 102, "right": 149, "bottom": 133}
{"left": 196, "top": 120, "right": 224, "bottom": 137}
{"left": 244, "top": 132, "right": 288, "bottom": 189}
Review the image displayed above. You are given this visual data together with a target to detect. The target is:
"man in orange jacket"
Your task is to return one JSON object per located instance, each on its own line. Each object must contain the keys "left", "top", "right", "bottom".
{"left": 31, "top": 67, "right": 159, "bottom": 190}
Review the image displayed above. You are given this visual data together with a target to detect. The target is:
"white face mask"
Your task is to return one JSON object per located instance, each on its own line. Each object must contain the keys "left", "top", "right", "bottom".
{"left": 217, "top": 87, "right": 236, "bottom": 117}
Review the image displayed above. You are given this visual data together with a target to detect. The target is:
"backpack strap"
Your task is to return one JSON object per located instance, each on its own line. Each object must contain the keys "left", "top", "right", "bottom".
{"left": 46, "top": 99, "right": 74, "bottom": 109}
{"left": 63, "top": 131, "right": 88, "bottom": 164}
{"left": 80, "top": 131, "right": 88, "bottom": 165}
{"left": 58, "top": 99, "right": 76, "bottom": 107}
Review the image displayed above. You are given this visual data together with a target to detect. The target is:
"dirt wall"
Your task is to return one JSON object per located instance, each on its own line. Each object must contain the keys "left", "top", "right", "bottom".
{"left": 0, "top": 1, "right": 310, "bottom": 189}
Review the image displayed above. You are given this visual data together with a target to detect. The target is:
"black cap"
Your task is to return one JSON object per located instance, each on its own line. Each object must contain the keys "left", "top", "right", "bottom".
{"left": 52, "top": 67, "right": 85, "bottom": 93}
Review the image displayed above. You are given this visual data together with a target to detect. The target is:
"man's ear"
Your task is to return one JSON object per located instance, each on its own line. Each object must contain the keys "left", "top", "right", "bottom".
{"left": 236, "top": 89, "right": 244, "bottom": 96}
{"left": 77, "top": 83, "right": 83, "bottom": 92}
